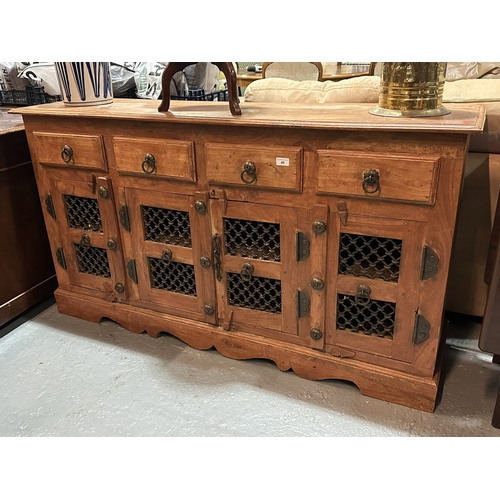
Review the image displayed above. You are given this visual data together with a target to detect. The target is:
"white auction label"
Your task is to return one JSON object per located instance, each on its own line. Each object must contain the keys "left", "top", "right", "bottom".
{"left": 276, "top": 157, "right": 290, "bottom": 166}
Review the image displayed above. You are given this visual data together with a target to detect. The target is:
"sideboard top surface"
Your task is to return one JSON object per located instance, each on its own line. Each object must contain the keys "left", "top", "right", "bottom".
{"left": 11, "top": 99, "right": 485, "bottom": 135}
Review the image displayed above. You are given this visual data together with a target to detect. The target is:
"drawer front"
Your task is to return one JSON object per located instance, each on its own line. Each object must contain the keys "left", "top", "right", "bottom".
{"left": 205, "top": 143, "right": 302, "bottom": 192}
{"left": 113, "top": 137, "right": 196, "bottom": 182}
{"left": 33, "top": 132, "right": 106, "bottom": 171}
{"left": 317, "top": 150, "right": 440, "bottom": 204}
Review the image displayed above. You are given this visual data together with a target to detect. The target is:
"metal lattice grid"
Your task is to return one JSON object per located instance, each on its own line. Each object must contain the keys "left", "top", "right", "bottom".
{"left": 74, "top": 244, "right": 111, "bottom": 277}
{"left": 148, "top": 257, "right": 197, "bottom": 296}
{"left": 223, "top": 218, "right": 280, "bottom": 262}
{"left": 141, "top": 205, "right": 192, "bottom": 247}
{"left": 227, "top": 272, "right": 282, "bottom": 313}
{"left": 64, "top": 195, "right": 102, "bottom": 232}
{"left": 339, "top": 233, "right": 402, "bottom": 282}
{"left": 336, "top": 294, "right": 396, "bottom": 338}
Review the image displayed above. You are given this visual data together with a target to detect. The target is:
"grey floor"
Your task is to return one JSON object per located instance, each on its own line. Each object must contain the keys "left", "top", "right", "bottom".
{"left": 1, "top": 297, "right": 500, "bottom": 437}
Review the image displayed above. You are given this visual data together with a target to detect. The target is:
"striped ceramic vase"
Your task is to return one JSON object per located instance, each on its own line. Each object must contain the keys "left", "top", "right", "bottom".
{"left": 55, "top": 62, "right": 113, "bottom": 106}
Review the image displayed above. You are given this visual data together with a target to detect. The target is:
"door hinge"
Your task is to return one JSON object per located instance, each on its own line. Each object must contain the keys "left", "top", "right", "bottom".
{"left": 421, "top": 245, "right": 439, "bottom": 280}
{"left": 127, "top": 259, "right": 138, "bottom": 284}
{"left": 119, "top": 205, "right": 130, "bottom": 232}
{"left": 337, "top": 201, "right": 348, "bottom": 226}
{"left": 55, "top": 247, "right": 66, "bottom": 270}
{"left": 296, "top": 231, "right": 310, "bottom": 261}
{"left": 414, "top": 313, "right": 431, "bottom": 345}
{"left": 45, "top": 194, "right": 56, "bottom": 220}
{"left": 297, "top": 290, "right": 310, "bottom": 317}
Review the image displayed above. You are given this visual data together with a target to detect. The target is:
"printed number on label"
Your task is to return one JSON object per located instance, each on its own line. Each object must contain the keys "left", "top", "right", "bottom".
{"left": 276, "top": 157, "right": 290, "bottom": 166}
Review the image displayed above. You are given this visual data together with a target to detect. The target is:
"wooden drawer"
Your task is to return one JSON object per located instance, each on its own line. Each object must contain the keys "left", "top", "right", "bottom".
{"left": 317, "top": 150, "right": 441, "bottom": 204}
{"left": 33, "top": 131, "right": 106, "bottom": 171}
{"left": 113, "top": 137, "right": 196, "bottom": 182}
{"left": 205, "top": 143, "right": 302, "bottom": 192}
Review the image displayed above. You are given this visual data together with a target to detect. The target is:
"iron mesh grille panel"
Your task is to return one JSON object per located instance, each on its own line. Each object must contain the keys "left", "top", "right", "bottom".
{"left": 223, "top": 218, "right": 280, "bottom": 261}
{"left": 339, "top": 233, "right": 402, "bottom": 282}
{"left": 74, "top": 244, "right": 111, "bottom": 277}
{"left": 141, "top": 205, "right": 192, "bottom": 247}
{"left": 64, "top": 195, "right": 102, "bottom": 232}
{"left": 337, "top": 294, "right": 395, "bottom": 338}
{"left": 148, "top": 257, "right": 196, "bottom": 296}
{"left": 227, "top": 273, "right": 281, "bottom": 313}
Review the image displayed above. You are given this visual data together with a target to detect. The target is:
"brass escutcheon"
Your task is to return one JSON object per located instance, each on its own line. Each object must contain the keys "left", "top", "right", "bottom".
{"left": 194, "top": 200, "right": 207, "bottom": 214}
{"left": 240, "top": 161, "right": 257, "bottom": 184}
{"left": 141, "top": 153, "right": 156, "bottom": 174}
{"left": 61, "top": 145, "right": 73, "bottom": 163}
{"left": 311, "top": 277, "right": 324, "bottom": 290}
{"left": 355, "top": 284, "right": 372, "bottom": 305}
{"left": 240, "top": 262, "right": 254, "bottom": 281}
{"left": 312, "top": 220, "right": 327, "bottom": 234}
{"left": 362, "top": 169, "right": 380, "bottom": 194}
{"left": 107, "top": 238, "right": 118, "bottom": 251}
{"left": 80, "top": 233, "right": 91, "bottom": 248}
{"left": 204, "top": 304, "right": 215, "bottom": 315}
{"left": 310, "top": 328, "right": 323, "bottom": 340}
{"left": 200, "top": 256, "right": 211, "bottom": 268}
{"left": 161, "top": 248, "right": 172, "bottom": 266}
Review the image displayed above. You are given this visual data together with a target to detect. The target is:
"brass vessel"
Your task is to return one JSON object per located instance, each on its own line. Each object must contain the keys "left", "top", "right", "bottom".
{"left": 369, "top": 62, "right": 450, "bottom": 117}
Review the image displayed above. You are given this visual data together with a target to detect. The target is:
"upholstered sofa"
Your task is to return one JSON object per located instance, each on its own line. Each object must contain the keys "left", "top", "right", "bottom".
{"left": 243, "top": 75, "right": 500, "bottom": 316}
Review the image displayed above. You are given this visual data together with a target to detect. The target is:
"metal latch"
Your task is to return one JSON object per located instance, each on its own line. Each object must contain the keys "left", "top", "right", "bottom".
{"left": 337, "top": 201, "right": 348, "bottom": 226}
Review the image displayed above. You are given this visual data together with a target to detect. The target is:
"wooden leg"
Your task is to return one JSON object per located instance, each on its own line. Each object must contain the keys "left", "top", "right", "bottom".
{"left": 214, "top": 62, "right": 241, "bottom": 116}
{"left": 158, "top": 62, "right": 241, "bottom": 116}
{"left": 158, "top": 62, "right": 195, "bottom": 113}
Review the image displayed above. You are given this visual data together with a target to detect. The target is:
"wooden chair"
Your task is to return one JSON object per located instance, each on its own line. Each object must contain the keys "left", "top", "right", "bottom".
{"left": 262, "top": 62, "right": 323, "bottom": 81}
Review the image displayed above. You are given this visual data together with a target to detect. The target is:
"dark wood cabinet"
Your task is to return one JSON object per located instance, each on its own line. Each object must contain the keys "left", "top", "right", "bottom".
{"left": 0, "top": 109, "right": 57, "bottom": 328}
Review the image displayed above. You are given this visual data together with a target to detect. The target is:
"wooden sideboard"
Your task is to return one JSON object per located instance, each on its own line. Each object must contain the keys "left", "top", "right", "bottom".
{"left": 0, "top": 108, "right": 56, "bottom": 328}
{"left": 13, "top": 99, "right": 485, "bottom": 411}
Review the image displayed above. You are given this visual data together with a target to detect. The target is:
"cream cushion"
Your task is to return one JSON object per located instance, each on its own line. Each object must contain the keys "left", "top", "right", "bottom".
{"left": 243, "top": 76, "right": 380, "bottom": 104}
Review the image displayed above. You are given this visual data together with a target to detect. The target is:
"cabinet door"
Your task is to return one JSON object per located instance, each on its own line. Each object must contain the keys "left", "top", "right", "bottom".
{"left": 325, "top": 214, "right": 426, "bottom": 362}
{"left": 48, "top": 173, "right": 127, "bottom": 300}
{"left": 213, "top": 201, "right": 309, "bottom": 344}
{"left": 123, "top": 188, "right": 217, "bottom": 324}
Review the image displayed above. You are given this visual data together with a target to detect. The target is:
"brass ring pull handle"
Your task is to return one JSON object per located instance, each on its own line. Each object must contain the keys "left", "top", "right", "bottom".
{"left": 362, "top": 169, "right": 380, "bottom": 194}
{"left": 240, "top": 161, "right": 257, "bottom": 184}
{"left": 61, "top": 145, "right": 73, "bottom": 163}
{"left": 81, "top": 233, "right": 91, "bottom": 248}
{"left": 355, "top": 284, "right": 372, "bottom": 305}
{"left": 240, "top": 262, "right": 254, "bottom": 281}
{"left": 161, "top": 248, "right": 172, "bottom": 266}
{"left": 141, "top": 153, "right": 156, "bottom": 174}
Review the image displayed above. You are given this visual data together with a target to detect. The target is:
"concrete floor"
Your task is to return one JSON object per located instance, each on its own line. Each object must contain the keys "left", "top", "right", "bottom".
{"left": 1, "top": 297, "right": 500, "bottom": 437}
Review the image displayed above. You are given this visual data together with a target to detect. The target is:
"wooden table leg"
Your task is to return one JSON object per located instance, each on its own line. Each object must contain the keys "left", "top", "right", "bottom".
{"left": 158, "top": 62, "right": 241, "bottom": 116}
